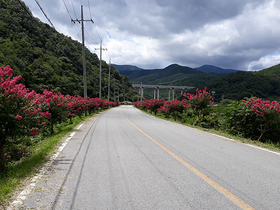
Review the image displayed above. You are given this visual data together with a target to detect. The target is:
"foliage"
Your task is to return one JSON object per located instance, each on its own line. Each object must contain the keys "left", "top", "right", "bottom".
{"left": 133, "top": 89, "right": 280, "bottom": 144}
{"left": 241, "top": 97, "right": 280, "bottom": 141}
{"left": 120, "top": 61, "right": 280, "bottom": 103}
{"left": 0, "top": 65, "right": 118, "bottom": 174}
{"left": 158, "top": 100, "right": 189, "bottom": 120}
{"left": 0, "top": 0, "right": 138, "bottom": 101}
{"left": 183, "top": 87, "right": 214, "bottom": 126}
{"left": 185, "top": 70, "right": 280, "bottom": 102}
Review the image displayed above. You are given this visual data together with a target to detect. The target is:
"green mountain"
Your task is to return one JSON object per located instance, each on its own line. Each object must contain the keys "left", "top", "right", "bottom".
{"left": 0, "top": 0, "right": 138, "bottom": 101}
{"left": 112, "top": 64, "right": 143, "bottom": 71}
{"left": 194, "top": 65, "right": 240, "bottom": 74}
{"left": 254, "top": 64, "right": 280, "bottom": 80}
{"left": 121, "top": 64, "right": 203, "bottom": 83}
{"left": 117, "top": 62, "right": 280, "bottom": 102}
{"left": 190, "top": 65, "right": 280, "bottom": 102}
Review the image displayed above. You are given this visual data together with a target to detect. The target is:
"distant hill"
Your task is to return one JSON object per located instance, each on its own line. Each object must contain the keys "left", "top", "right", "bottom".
{"left": 120, "top": 64, "right": 202, "bottom": 83}
{"left": 254, "top": 64, "right": 280, "bottom": 80}
{"left": 112, "top": 64, "right": 143, "bottom": 71}
{"left": 116, "top": 62, "right": 280, "bottom": 102}
{"left": 194, "top": 65, "right": 241, "bottom": 74}
{"left": 115, "top": 63, "right": 241, "bottom": 74}
{"left": 191, "top": 64, "right": 280, "bottom": 102}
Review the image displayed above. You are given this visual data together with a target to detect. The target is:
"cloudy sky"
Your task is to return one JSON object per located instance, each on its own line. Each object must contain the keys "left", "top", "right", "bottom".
{"left": 22, "top": 0, "right": 280, "bottom": 71}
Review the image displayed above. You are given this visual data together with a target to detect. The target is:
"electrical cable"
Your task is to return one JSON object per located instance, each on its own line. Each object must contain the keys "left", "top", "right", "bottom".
{"left": 29, "top": 0, "right": 83, "bottom": 70}
{"left": 71, "top": 0, "right": 78, "bottom": 19}
{"left": 60, "top": 0, "right": 82, "bottom": 40}
{"left": 16, "top": 0, "right": 33, "bottom": 17}
{"left": 61, "top": 0, "right": 73, "bottom": 20}
{"left": 88, "top": 0, "right": 92, "bottom": 18}
{"left": 34, "top": 0, "right": 55, "bottom": 29}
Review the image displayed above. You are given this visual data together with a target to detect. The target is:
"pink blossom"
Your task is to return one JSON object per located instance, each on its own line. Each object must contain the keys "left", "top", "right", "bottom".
{"left": 16, "top": 115, "right": 22, "bottom": 120}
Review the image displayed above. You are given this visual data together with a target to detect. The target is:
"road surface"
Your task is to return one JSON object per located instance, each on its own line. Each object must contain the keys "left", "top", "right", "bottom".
{"left": 12, "top": 105, "right": 280, "bottom": 209}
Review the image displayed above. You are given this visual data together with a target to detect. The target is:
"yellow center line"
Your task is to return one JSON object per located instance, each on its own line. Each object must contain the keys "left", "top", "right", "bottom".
{"left": 124, "top": 115, "right": 255, "bottom": 210}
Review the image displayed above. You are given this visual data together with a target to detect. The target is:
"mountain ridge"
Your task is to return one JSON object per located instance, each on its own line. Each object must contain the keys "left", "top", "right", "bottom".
{"left": 113, "top": 63, "right": 242, "bottom": 74}
{"left": 115, "top": 62, "right": 280, "bottom": 102}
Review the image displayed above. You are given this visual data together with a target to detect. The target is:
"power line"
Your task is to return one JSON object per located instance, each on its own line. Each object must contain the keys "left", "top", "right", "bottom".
{"left": 71, "top": 0, "right": 78, "bottom": 19}
{"left": 60, "top": 0, "right": 82, "bottom": 41}
{"left": 88, "top": 0, "right": 92, "bottom": 18}
{"left": 93, "top": 24, "right": 102, "bottom": 42}
{"left": 61, "top": 0, "right": 73, "bottom": 20}
{"left": 34, "top": 0, "right": 55, "bottom": 29}
{"left": 27, "top": 0, "right": 83, "bottom": 70}
{"left": 85, "top": 29, "right": 99, "bottom": 46}
{"left": 17, "top": 0, "right": 33, "bottom": 17}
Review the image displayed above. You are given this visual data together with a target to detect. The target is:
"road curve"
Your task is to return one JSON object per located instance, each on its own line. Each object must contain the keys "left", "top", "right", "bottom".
{"left": 16, "top": 105, "right": 280, "bottom": 210}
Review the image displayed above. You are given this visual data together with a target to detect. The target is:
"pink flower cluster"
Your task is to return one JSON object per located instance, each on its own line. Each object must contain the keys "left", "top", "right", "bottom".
{"left": 2, "top": 151, "right": 7, "bottom": 159}
{"left": 242, "top": 97, "right": 280, "bottom": 117}
{"left": 133, "top": 99, "right": 165, "bottom": 114}
{"left": 183, "top": 87, "right": 214, "bottom": 108}
{"left": 0, "top": 65, "right": 117, "bottom": 138}
{"left": 133, "top": 88, "right": 214, "bottom": 122}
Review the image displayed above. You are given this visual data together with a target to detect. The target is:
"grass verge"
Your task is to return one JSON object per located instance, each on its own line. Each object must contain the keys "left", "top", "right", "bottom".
{"left": 0, "top": 113, "right": 96, "bottom": 208}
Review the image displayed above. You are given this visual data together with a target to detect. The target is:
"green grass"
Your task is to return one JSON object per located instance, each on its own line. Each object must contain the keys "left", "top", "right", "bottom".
{"left": 0, "top": 113, "right": 96, "bottom": 207}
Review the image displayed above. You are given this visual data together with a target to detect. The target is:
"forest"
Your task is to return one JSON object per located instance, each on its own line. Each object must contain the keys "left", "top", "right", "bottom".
{"left": 0, "top": 0, "right": 139, "bottom": 101}
{"left": 118, "top": 63, "right": 280, "bottom": 102}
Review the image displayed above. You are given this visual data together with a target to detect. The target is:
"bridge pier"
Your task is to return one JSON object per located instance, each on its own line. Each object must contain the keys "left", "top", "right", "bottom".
{"left": 139, "top": 85, "right": 144, "bottom": 101}
{"left": 168, "top": 89, "right": 170, "bottom": 101}
{"left": 133, "top": 84, "right": 195, "bottom": 100}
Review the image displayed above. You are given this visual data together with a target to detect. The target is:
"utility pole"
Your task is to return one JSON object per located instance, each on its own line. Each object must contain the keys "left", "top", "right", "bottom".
{"left": 114, "top": 80, "right": 116, "bottom": 102}
{"left": 95, "top": 41, "right": 107, "bottom": 99}
{"left": 108, "top": 58, "right": 111, "bottom": 101}
{"left": 71, "top": 5, "right": 94, "bottom": 114}
{"left": 118, "top": 86, "right": 120, "bottom": 102}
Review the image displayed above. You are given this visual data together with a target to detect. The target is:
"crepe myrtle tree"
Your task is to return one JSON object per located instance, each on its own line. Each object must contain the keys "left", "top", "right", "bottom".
{"left": 183, "top": 87, "right": 214, "bottom": 126}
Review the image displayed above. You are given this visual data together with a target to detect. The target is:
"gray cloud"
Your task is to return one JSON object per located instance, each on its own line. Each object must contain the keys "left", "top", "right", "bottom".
{"left": 22, "top": 0, "right": 280, "bottom": 70}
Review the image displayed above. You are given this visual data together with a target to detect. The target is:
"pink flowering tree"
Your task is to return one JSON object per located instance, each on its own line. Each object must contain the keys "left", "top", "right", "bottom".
{"left": 183, "top": 87, "right": 214, "bottom": 126}
{"left": 0, "top": 66, "right": 45, "bottom": 172}
{"left": 0, "top": 65, "right": 118, "bottom": 173}
{"left": 39, "top": 89, "right": 70, "bottom": 134}
{"left": 158, "top": 99, "right": 189, "bottom": 120}
{"left": 148, "top": 99, "right": 165, "bottom": 115}
{"left": 241, "top": 97, "right": 280, "bottom": 141}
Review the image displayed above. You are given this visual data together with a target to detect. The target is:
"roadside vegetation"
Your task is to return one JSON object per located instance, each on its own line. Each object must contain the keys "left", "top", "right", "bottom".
{"left": 133, "top": 88, "right": 280, "bottom": 152}
{"left": 0, "top": 65, "right": 118, "bottom": 207}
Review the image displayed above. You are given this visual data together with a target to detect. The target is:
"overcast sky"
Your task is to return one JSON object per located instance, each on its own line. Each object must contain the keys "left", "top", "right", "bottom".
{"left": 22, "top": 0, "right": 280, "bottom": 71}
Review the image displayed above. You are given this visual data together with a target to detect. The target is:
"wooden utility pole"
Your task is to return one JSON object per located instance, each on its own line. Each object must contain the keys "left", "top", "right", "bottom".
{"left": 71, "top": 5, "right": 94, "bottom": 114}
{"left": 108, "top": 58, "right": 111, "bottom": 101}
{"left": 95, "top": 41, "right": 107, "bottom": 99}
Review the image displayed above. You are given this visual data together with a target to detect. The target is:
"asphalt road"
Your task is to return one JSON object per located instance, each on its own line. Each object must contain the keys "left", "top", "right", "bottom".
{"left": 15, "top": 105, "right": 280, "bottom": 209}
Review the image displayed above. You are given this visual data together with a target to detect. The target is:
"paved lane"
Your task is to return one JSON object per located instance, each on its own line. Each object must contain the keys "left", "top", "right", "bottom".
{"left": 16, "top": 105, "right": 280, "bottom": 209}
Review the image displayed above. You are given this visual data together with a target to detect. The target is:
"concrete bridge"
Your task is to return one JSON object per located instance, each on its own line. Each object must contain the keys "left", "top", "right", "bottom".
{"left": 132, "top": 84, "right": 195, "bottom": 101}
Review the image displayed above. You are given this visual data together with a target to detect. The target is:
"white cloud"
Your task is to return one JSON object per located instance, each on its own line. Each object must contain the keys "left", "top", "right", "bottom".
{"left": 248, "top": 53, "right": 280, "bottom": 71}
{"left": 22, "top": 0, "right": 280, "bottom": 70}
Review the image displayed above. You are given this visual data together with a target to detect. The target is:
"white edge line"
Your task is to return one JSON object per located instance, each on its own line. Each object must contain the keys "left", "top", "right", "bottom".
{"left": 8, "top": 123, "right": 84, "bottom": 209}
{"left": 211, "top": 134, "right": 236, "bottom": 142}
{"left": 245, "top": 144, "right": 280, "bottom": 156}
{"left": 77, "top": 123, "right": 84, "bottom": 130}
{"left": 211, "top": 133, "right": 280, "bottom": 156}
